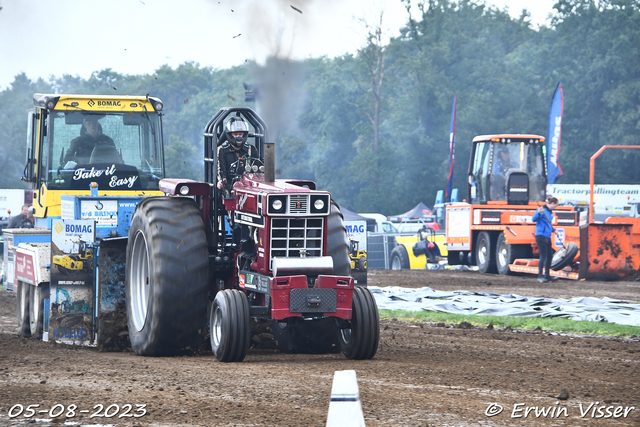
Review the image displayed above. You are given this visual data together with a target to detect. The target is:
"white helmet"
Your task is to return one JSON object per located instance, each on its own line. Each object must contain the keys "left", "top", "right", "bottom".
{"left": 225, "top": 117, "right": 249, "bottom": 148}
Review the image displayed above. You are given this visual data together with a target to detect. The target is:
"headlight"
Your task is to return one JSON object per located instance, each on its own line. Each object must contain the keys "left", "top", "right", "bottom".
{"left": 245, "top": 164, "right": 251, "bottom": 172}
{"left": 259, "top": 166, "right": 265, "bottom": 172}
{"left": 252, "top": 164, "right": 259, "bottom": 172}
{"left": 310, "top": 194, "right": 329, "bottom": 214}
{"left": 268, "top": 195, "right": 287, "bottom": 214}
{"left": 179, "top": 185, "right": 190, "bottom": 195}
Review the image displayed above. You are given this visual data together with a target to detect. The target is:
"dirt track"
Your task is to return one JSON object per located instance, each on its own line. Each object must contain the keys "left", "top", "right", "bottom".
{"left": 1, "top": 270, "right": 639, "bottom": 426}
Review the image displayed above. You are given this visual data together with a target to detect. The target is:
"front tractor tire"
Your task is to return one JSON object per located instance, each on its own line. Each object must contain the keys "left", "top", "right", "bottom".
{"left": 210, "top": 289, "right": 251, "bottom": 362}
{"left": 125, "top": 197, "right": 209, "bottom": 356}
{"left": 340, "top": 286, "right": 380, "bottom": 360}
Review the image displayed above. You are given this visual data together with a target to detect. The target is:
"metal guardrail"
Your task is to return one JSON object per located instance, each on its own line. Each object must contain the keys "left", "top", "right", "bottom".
{"left": 367, "top": 233, "right": 391, "bottom": 270}
{"left": 367, "top": 233, "right": 411, "bottom": 270}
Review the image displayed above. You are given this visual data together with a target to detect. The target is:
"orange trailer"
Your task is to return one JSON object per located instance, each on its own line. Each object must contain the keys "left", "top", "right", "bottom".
{"left": 508, "top": 145, "right": 640, "bottom": 280}
{"left": 577, "top": 146, "right": 640, "bottom": 280}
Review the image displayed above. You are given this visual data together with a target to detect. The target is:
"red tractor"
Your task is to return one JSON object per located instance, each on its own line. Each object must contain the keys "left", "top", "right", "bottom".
{"left": 124, "top": 107, "right": 379, "bottom": 362}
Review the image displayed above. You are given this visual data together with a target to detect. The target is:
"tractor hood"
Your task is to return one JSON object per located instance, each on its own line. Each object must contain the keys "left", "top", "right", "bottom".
{"left": 226, "top": 174, "right": 331, "bottom": 217}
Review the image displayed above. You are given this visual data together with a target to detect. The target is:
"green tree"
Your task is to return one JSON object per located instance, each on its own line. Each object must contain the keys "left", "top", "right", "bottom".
{"left": 379, "top": 0, "right": 541, "bottom": 211}
{"left": 0, "top": 73, "right": 52, "bottom": 188}
{"left": 295, "top": 55, "right": 361, "bottom": 207}
{"left": 2, "top": 0, "right": 639, "bottom": 209}
{"left": 164, "top": 135, "right": 201, "bottom": 181}
{"left": 548, "top": 0, "right": 640, "bottom": 184}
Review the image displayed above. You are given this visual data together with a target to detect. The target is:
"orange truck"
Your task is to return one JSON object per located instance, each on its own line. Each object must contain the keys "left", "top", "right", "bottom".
{"left": 445, "top": 134, "right": 581, "bottom": 277}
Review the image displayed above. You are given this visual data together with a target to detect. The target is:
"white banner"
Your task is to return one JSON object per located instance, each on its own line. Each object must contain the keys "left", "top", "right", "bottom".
{"left": 52, "top": 219, "right": 96, "bottom": 252}
{"left": 80, "top": 200, "right": 118, "bottom": 226}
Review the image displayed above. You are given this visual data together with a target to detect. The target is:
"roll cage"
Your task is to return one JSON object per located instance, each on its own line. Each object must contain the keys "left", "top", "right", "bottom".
{"left": 202, "top": 107, "right": 268, "bottom": 251}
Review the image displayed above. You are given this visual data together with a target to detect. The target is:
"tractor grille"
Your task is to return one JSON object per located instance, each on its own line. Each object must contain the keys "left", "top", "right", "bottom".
{"left": 270, "top": 217, "right": 324, "bottom": 259}
{"left": 289, "top": 195, "right": 308, "bottom": 214}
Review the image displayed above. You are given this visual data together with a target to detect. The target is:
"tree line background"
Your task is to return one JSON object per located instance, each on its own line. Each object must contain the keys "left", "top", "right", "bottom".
{"left": 1, "top": 0, "right": 639, "bottom": 215}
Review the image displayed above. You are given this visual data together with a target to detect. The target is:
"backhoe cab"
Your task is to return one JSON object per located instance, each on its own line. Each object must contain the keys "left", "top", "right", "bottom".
{"left": 468, "top": 135, "right": 547, "bottom": 204}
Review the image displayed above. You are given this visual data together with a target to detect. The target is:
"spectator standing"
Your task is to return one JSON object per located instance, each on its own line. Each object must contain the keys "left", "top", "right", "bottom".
{"left": 8, "top": 204, "right": 34, "bottom": 229}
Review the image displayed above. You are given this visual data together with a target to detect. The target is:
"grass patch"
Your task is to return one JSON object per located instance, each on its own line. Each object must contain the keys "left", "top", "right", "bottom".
{"left": 379, "top": 309, "right": 640, "bottom": 337}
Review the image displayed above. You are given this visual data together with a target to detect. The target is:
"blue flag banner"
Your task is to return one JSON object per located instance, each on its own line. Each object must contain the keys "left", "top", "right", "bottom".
{"left": 446, "top": 95, "right": 456, "bottom": 198}
{"left": 547, "top": 83, "right": 564, "bottom": 184}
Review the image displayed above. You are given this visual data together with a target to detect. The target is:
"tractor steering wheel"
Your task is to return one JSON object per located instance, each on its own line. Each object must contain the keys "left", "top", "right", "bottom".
{"left": 229, "top": 157, "right": 264, "bottom": 182}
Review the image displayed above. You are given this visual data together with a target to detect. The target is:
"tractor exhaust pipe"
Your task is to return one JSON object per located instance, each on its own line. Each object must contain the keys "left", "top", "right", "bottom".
{"left": 264, "top": 142, "right": 275, "bottom": 183}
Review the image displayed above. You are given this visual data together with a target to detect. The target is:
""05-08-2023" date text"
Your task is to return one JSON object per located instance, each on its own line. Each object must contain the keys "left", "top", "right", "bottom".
{"left": 8, "top": 403, "right": 147, "bottom": 419}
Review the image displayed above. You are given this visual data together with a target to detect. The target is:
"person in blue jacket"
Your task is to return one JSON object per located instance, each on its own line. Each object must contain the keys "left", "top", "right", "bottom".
{"left": 532, "top": 196, "right": 559, "bottom": 283}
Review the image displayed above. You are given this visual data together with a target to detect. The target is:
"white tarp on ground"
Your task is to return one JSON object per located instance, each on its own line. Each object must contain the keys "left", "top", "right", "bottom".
{"left": 368, "top": 286, "right": 640, "bottom": 327}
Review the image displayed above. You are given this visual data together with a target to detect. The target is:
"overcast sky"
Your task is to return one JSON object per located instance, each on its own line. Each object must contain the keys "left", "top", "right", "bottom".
{"left": 0, "top": 0, "right": 557, "bottom": 90}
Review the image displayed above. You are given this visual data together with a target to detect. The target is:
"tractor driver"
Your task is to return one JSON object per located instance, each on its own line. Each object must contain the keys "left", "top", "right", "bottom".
{"left": 494, "top": 147, "right": 519, "bottom": 177}
{"left": 216, "top": 116, "right": 257, "bottom": 196}
{"left": 64, "top": 116, "right": 116, "bottom": 166}
{"left": 491, "top": 147, "right": 519, "bottom": 200}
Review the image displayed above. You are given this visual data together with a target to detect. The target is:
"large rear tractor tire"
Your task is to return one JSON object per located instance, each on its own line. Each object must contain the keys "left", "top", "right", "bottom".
{"left": 339, "top": 286, "right": 380, "bottom": 360}
{"left": 16, "top": 282, "right": 31, "bottom": 338}
{"left": 272, "top": 317, "right": 340, "bottom": 354}
{"left": 390, "top": 246, "right": 410, "bottom": 270}
{"left": 327, "top": 200, "right": 351, "bottom": 276}
{"left": 125, "top": 197, "right": 209, "bottom": 356}
{"left": 476, "top": 232, "right": 497, "bottom": 274}
{"left": 29, "top": 283, "right": 50, "bottom": 338}
{"left": 210, "top": 289, "right": 251, "bottom": 362}
{"left": 496, "top": 234, "right": 530, "bottom": 275}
